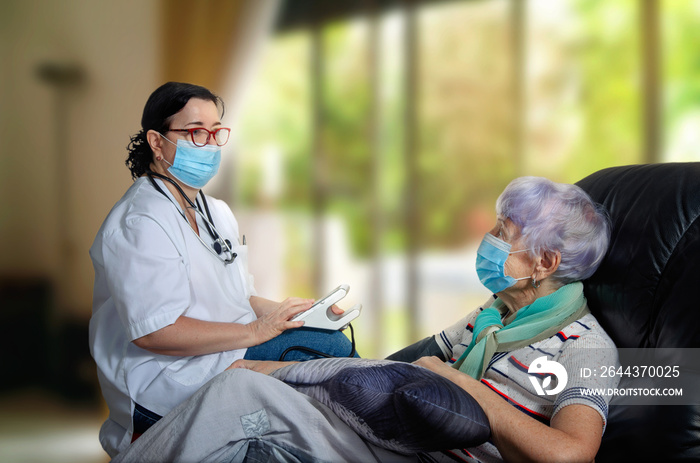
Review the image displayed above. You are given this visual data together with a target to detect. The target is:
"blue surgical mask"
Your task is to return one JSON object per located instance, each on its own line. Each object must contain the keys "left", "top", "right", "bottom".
{"left": 160, "top": 136, "right": 221, "bottom": 189}
{"left": 475, "top": 233, "right": 531, "bottom": 294}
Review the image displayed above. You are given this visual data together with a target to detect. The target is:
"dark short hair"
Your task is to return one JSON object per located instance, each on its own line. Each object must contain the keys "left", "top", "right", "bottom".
{"left": 125, "top": 82, "right": 224, "bottom": 179}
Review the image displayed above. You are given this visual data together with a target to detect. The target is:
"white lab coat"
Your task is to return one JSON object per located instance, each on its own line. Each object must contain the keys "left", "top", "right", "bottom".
{"left": 88, "top": 176, "right": 257, "bottom": 457}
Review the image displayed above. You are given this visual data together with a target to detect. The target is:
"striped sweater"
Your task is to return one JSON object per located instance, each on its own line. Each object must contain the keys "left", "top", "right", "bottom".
{"left": 426, "top": 296, "right": 620, "bottom": 463}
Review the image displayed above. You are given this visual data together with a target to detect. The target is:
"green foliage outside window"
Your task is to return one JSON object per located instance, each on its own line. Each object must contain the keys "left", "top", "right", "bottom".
{"left": 237, "top": 0, "right": 700, "bottom": 264}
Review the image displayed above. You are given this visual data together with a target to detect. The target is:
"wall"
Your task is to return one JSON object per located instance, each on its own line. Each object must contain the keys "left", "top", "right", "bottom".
{"left": 0, "top": 0, "right": 159, "bottom": 321}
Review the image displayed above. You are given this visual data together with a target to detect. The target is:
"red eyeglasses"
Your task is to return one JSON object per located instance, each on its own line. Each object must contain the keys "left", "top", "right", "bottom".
{"left": 169, "top": 127, "right": 231, "bottom": 147}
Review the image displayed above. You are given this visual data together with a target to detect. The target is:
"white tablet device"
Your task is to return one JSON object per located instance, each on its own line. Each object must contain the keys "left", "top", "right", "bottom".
{"left": 291, "top": 284, "right": 362, "bottom": 330}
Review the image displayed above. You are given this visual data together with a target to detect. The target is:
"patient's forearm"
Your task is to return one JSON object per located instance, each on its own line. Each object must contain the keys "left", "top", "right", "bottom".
{"left": 227, "top": 359, "right": 297, "bottom": 374}
{"left": 414, "top": 356, "right": 601, "bottom": 462}
{"left": 450, "top": 373, "right": 601, "bottom": 463}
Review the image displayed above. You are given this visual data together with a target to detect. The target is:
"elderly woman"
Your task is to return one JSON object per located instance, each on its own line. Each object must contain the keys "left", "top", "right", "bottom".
{"left": 389, "top": 176, "right": 618, "bottom": 462}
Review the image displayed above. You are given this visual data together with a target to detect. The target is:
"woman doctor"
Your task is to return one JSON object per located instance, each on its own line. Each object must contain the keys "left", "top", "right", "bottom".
{"left": 89, "top": 82, "right": 352, "bottom": 458}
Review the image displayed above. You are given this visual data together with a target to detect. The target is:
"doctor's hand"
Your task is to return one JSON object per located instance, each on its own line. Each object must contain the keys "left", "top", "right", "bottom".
{"left": 247, "top": 297, "right": 313, "bottom": 345}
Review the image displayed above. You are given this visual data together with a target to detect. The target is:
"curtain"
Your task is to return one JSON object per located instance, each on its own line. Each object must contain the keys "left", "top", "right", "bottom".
{"left": 160, "top": 0, "right": 278, "bottom": 94}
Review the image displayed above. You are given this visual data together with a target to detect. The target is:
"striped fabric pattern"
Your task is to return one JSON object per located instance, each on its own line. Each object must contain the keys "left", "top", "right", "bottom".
{"left": 428, "top": 299, "right": 619, "bottom": 462}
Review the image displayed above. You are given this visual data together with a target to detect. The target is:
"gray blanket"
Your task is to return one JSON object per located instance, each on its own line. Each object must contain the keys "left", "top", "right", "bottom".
{"left": 112, "top": 368, "right": 419, "bottom": 463}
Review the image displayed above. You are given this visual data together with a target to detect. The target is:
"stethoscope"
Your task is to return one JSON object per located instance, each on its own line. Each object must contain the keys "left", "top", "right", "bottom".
{"left": 146, "top": 170, "right": 237, "bottom": 265}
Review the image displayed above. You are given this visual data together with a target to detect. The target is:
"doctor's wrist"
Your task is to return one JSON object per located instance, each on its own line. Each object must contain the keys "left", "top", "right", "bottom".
{"left": 246, "top": 318, "right": 271, "bottom": 347}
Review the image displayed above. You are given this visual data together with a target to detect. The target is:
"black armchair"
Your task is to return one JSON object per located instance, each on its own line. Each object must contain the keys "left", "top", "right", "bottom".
{"left": 577, "top": 162, "right": 700, "bottom": 462}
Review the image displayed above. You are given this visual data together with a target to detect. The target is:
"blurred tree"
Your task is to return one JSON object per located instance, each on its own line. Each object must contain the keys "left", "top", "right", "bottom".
{"left": 564, "top": 0, "right": 642, "bottom": 180}
{"left": 418, "top": 1, "right": 516, "bottom": 248}
{"left": 237, "top": 0, "right": 692, "bottom": 264}
{"left": 663, "top": 0, "right": 700, "bottom": 161}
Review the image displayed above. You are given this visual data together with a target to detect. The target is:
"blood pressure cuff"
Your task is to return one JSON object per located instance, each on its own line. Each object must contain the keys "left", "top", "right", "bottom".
{"left": 244, "top": 327, "right": 357, "bottom": 361}
{"left": 271, "top": 357, "right": 490, "bottom": 454}
{"left": 385, "top": 335, "right": 446, "bottom": 363}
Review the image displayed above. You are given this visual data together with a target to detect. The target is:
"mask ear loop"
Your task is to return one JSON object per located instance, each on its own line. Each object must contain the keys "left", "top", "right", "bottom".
{"left": 507, "top": 248, "right": 536, "bottom": 284}
{"left": 156, "top": 133, "right": 176, "bottom": 167}
{"left": 518, "top": 247, "right": 543, "bottom": 289}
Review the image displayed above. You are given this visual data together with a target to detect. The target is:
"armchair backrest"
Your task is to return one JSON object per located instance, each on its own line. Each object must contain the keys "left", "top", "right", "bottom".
{"left": 576, "top": 162, "right": 700, "bottom": 462}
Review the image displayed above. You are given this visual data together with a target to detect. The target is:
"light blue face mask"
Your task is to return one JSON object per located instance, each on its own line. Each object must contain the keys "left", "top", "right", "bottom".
{"left": 475, "top": 232, "right": 532, "bottom": 294}
{"left": 160, "top": 135, "right": 221, "bottom": 189}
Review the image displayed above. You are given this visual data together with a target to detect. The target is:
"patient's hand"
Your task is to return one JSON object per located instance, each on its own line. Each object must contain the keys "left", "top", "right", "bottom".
{"left": 227, "top": 359, "right": 295, "bottom": 375}
{"left": 414, "top": 356, "right": 465, "bottom": 384}
{"left": 329, "top": 304, "right": 344, "bottom": 315}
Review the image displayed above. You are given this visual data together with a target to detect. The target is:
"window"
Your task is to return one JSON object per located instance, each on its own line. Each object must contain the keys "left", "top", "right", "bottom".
{"left": 234, "top": 0, "right": 698, "bottom": 356}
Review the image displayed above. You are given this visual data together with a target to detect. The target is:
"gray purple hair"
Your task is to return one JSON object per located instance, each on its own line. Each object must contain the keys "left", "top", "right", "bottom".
{"left": 496, "top": 176, "right": 611, "bottom": 285}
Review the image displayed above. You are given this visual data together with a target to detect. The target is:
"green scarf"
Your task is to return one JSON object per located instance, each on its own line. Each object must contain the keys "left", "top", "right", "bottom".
{"left": 452, "top": 282, "right": 589, "bottom": 380}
